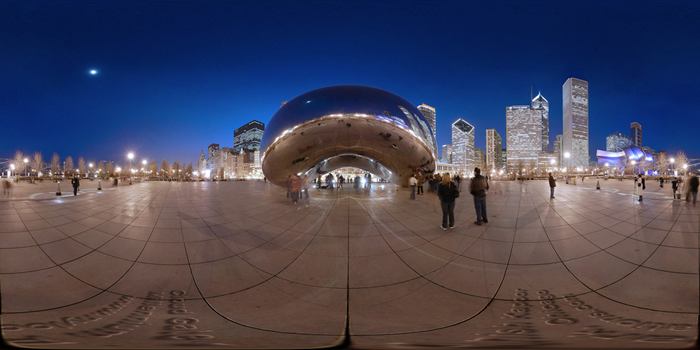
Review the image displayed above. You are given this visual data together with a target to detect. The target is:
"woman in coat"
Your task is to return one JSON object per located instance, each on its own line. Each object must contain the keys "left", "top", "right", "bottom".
{"left": 437, "top": 173, "right": 459, "bottom": 230}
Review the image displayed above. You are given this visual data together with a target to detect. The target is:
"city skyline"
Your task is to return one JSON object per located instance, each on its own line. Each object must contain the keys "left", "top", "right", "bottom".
{"left": 2, "top": 1, "right": 700, "bottom": 164}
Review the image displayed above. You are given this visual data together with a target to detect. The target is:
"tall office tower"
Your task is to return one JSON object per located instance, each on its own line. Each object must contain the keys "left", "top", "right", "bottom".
{"left": 531, "top": 92, "right": 549, "bottom": 151}
{"left": 554, "top": 134, "right": 562, "bottom": 164}
{"left": 506, "top": 106, "right": 542, "bottom": 172}
{"left": 562, "top": 77, "right": 589, "bottom": 168}
{"left": 417, "top": 104, "right": 437, "bottom": 153}
{"left": 500, "top": 148, "right": 507, "bottom": 170}
{"left": 630, "top": 122, "right": 642, "bottom": 147}
{"left": 485, "top": 129, "right": 503, "bottom": 172}
{"left": 606, "top": 132, "right": 632, "bottom": 152}
{"left": 197, "top": 150, "right": 207, "bottom": 173}
{"left": 441, "top": 144, "right": 453, "bottom": 163}
{"left": 233, "top": 120, "right": 265, "bottom": 153}
{"left": 474, "top": 148, "right": 485, "bottom": 171}
{"left": 451, "top": 118, "right": 475, "bottom": 175}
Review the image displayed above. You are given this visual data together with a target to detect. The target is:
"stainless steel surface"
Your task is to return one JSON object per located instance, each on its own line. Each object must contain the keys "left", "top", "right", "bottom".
{"left": 261, "top": 86, "right": 436, "bottom": 186}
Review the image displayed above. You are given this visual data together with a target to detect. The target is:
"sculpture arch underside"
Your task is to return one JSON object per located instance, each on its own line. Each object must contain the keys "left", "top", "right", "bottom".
{"left": 262, "top": 115, "right": 436, "bottom": 187}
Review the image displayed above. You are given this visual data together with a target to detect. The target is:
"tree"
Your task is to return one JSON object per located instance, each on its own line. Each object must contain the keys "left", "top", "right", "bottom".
{"left": 161, "top": 160, "right": 170, "bottom": 179}
{"left": 106, "top": 162, "right": 114, "bottom": 177}
{"left": 185, "top": 163, "right": 193, "bottom": 180}
{"left": 13, "top": 151, "right": 24, "bottom": 176}
{"left": 676, "top": 152, "right": 689, "bottom": 175}
{"left": 32, "top": 152, "right": 43, "bottom": 177}
{"left": 149, "top": 161, "right": 158, "bottom": 177}
{"left": 51, "top": 153, "right": 60, "bottom": 176}
{"left": 655, "top": 152, "right": 668, "bottom": 176}
{"left": 65, "top": 156, "right": 74, "bottom": 176}
{"left": 98, "top": 161, "right": 106, "bottom": 178}
{"left": 172, "top": 161, "right": 181, "bottom": 180}
{"left": 78, "top": 157, "right": 86, "bottom": 177}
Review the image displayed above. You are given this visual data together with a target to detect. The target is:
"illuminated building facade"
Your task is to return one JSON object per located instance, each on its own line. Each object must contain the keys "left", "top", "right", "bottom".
{"left": 506, "top": 105, "right": 542, "bottom": 172}
{"left": 233, "top": 120, "right": 265, "bottom": 153}
{"left": 417, "top": 104, "right": 437, "bottom": 154}
{"left": 485, "top": 128, "right": 502, "bottom": 172}
{"left": 562, "top": 77, "right": 589, "bottom": 169}
{"left": 531, "top": 92, "right": 549, "bottom": 151}
{"left": 630, "top": 121, "right": 642, "bottom": 147}
{"left": 451, "top": 118, "right": 475, "bottom": 176}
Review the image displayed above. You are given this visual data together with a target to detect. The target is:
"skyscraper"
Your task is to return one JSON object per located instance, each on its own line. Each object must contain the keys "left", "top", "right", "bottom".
{"left": 417, "top": 104, "right": 437, "bottom": 154}
{"left": 485, "top": 129, "right": 502, "bottom": 172}
{"left": 554, "top": 134, "right": 562, "bottom": 165}
{"left": 451, "top": 118, "right": 475, "bottom": 175}
{"left": 531, "top": 92, "right": 549, "bottom": 151}
{"left": 630, "top": 122, "right": 642, "bottom": 147}
{"left": 606, "top": 132, "right": 632, "bottom": 152}
{"left": 233, "top": 120, "right": 265, "bottom": 153}
{"left": 441, "top": 144, "right": 453, "bottom": 163}
{"left": 562, "top": 77, "right": 589, "bottom": 169}
{"left": 506, "top": 106, "right": 542, "bottom": 172}
{"left": 474, "top": 148, "right": 485, "bottom": 171}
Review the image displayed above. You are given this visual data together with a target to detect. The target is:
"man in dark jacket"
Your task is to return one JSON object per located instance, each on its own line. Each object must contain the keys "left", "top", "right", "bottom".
{"left": 469, "top": 167, "right": 489, "bottom": 225}
{"left": 71, "top": 175, "right": 80, "bottom": 196}
{"left": 548, "top": 172, "right": 556, "bottom": 199}
{"left": 689, "top": 174, "right": 699, "bottom": 206}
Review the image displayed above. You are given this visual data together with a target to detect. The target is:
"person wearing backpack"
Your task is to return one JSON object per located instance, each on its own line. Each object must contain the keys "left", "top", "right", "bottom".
{"left": 470, "top": 167, "right": 489, "bottom": 225}
{"left": 437, "top": 173, "right": 459, "bottom": 230}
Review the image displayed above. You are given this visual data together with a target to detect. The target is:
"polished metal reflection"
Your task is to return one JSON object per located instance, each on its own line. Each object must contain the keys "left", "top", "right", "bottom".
{"left": 261, "top": 85, "right": 437, "bottom": 186}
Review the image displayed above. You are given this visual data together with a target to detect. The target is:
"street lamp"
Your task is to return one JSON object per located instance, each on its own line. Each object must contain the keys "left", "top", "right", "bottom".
{"left": 9, "top": 163, "right": 15, "bottom": 178}
{"left": 23, "top": 157, "right": 29, "bottom": 176}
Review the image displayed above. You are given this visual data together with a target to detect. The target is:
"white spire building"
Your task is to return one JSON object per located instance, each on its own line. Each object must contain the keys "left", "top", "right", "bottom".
{"left": 531, "top": 92, "right": 549, "bottom": 152}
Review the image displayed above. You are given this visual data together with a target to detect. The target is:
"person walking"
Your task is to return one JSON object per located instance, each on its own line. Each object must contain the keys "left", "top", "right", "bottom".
{"left": 689, "top": 173, "right": 699, "bottom": 206}
{"left": 71, "top": 175, "right": 80, "bottom": 196}
{"left": 469, "top": 167, "right": 489, "bottom": 225}
{"left": 338, "top": 175, "right": 345, "bottom": 189}
{"left": 636, "top": 174, "right": 645, "bottom": 202}
{"left": 672, "top": 177, "right": 679, "bottom": 199}
{"left": 2, "top": 179, "right": 11, "bottom": 197}
{"left": 548, "top": 172, "right": 556, "bottom": 199}
{"left": 290, "top": 174, "right": 302, "bottom": 205}
{"left": 409, "top": 174, "right": 417, "bottom": 200}
{"left": 417, "top": 174, "right": 424, "bottom": 195}
{"left": 437, "top": 173, "right": 458, "bottom": 230}
{"left": 454, "top": 174, "right": 462, "bottom": 191}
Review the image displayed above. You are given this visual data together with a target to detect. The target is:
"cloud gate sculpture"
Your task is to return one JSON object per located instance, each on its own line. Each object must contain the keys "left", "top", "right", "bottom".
{"left": 261, "top": 85, "right": 437, "bottom": 186}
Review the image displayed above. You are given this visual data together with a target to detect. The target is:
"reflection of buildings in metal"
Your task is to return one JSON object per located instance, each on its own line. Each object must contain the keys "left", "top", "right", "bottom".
{"left": 596, "top": 146, "right": 654, "bottom": 171}
{"left": 261, "top": 86, "right": 436, "bottom": 187}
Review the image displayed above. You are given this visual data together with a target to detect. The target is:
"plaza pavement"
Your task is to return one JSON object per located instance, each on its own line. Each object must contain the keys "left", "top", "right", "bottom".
{"left": 0, "top": 179, "right": 697, "bottom": 349}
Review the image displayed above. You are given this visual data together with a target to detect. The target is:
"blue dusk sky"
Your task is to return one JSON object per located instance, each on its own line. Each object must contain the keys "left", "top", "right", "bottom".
{"left": 1, "top": 0, "right": 699, "bottom": 164}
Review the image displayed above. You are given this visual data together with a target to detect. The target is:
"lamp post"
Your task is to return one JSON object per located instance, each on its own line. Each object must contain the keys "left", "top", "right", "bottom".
{"left": 670, "top": 157, "right": 676, "bottom": 176}
{"left": 88, "top": 162, "right": 93, "bottom": 179}
{"left": 23, "top": 157, "right": 29, "bottom": 177}
{"left": 10, "top": 163, "right": 15, "bottom": 179}
{"left": 127, "top": 152, "right": 134, "bottom": 185}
